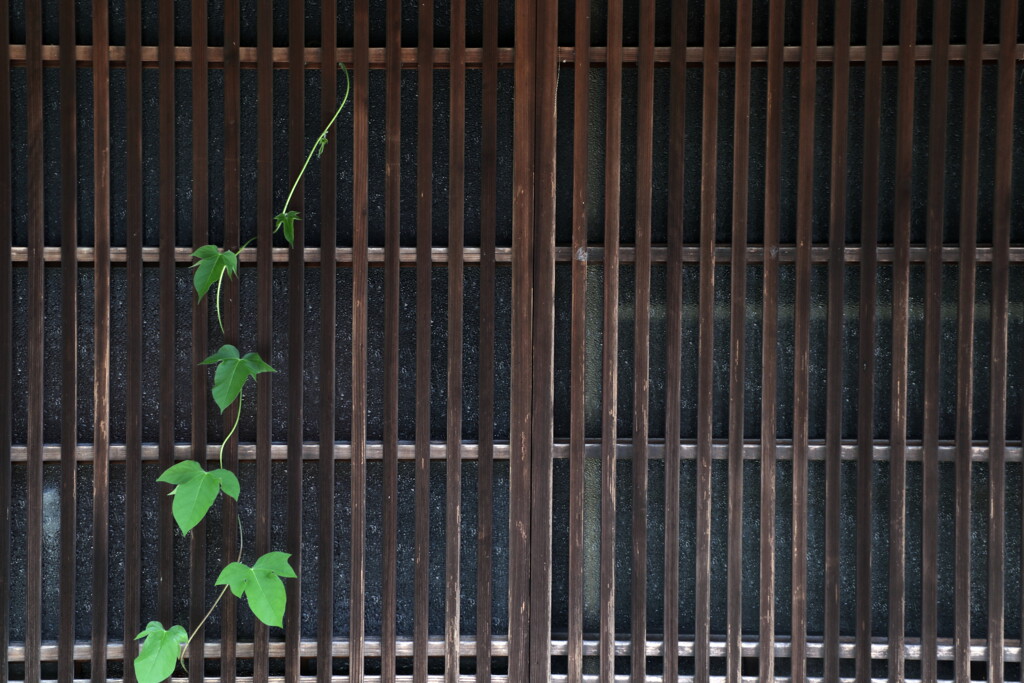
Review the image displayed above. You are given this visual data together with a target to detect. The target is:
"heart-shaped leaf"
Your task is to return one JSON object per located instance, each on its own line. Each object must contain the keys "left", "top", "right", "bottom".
{"left": 191, "top": 246, "right": 238, "bottom": 300}
{"left": 133, "top": 621, "right": 187, "bottom": 683}
{"left": 157, "top": 461, "right": 240, "bottom": 535}
{"left": 215, "top": 553, "right": 296, "bottom": 628}
{"left": 201, "top": 345, "right": 276, "bottom": 413}
{"left": 273, "top": 210, "right": 301, "bottom": 248}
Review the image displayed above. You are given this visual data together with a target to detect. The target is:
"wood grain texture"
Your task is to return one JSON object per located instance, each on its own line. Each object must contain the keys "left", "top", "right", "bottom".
{"left": 58, "top": 0, "right": 79, "bottom": 678}
{"left": 921, "top": 1, "right": 950, "bottom": 680}
{"left": 760, "top": 0, "right": 784, "bottom": 679}
{"left": 0, "top": 0, "right": 9, "bottom": 670}
{"left": 825, "top": 0, "right": 851, "bottom": 680}
{"left": 955, "top": 2, "right": 984, "bottom": 680}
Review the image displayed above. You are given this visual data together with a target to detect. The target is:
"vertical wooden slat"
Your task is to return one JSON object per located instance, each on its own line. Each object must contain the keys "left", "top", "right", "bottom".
{"left": 760, "top": 0, "right": 784, "bottom": 678}
{"left": 856, "top": 2, "right": 883, "bottom": 680}
{"left": 382, "top": 0, "right": 401, "bottom": 680}
{"left": 92, "top": 0, "right": 112, "bottom": 675}
{"left": 792, "top": 0, "right": 817, "bottom": 679}
{"left": 727, "top": 1, "right": 751, "bottom": 680}
{"left": 254, "top": 0, "right": 275, "bottom": 676}
{"left": 124, "top": 0, "right": 144, "bottom": 677}
{"left": 600, "top": 0, "right": 621, "bottom": 677}
{"left": 889, "top": 1, "right": 916, "bottom": 681}
{"left": 58, "top": 0, "right": 79, "bottom": 677}
{"left": 414, "top": 0, "right": 433, "bottom": 676}
{"left": 25, "top": 0, "right": 45, "bottom": 675}
{"left": 509, "top": 0, "right": 536, "bottom": 674}
{"left": 351, "top": 0, "right": 370, "bottom": 678}
{"left": 157, "top": 0, "right": 177, "bottom": 640}
{"left": 664, "top": 0, "right": 687, "bottom": 680}
{"left": 567, "top": 0, "right": 589, "bottom": 678}
{"left": 318, "top": 0, "right": 338, "bottom": 679}
{"left": 448, "top": 0, "right": 466, "bottom": 679}
{"left": 530, "top": 0, "right": 556, "bottom": 676}
{"left": 696, "top": 0, "right": 720, "bottom": 680}
{"left": 222, "top": 0, "right": 242, "bottom": 677}
{"left": 955, "top": 3, "right": 984, "bottom": 680}
{"left": 631, "top": 0, "right": 654, "bottom": 678}
{"left": 476, "top": 1, "right": 498, "bottom": 680}
{"left": 189, "top": 0, "right": 210, "bottom": 677}
{"left": 825, "top": 0, "right": 851, "bottom": 679}
{"left": 285, "top": 0, "right": 305, "bottom": 676}
{"left": 0, "top": 0, "right": 8, "bottom": 671}
{"left": 920, "top": 1, "right": 949, "bottom": 680}
{"left": 988, "top": 1, "right": 1018, "bottom": 681}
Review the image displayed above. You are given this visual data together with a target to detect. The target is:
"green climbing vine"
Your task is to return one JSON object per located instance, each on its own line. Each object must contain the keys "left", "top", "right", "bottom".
{"left": 133, "top": 63, "right": 351, "bottom": 683}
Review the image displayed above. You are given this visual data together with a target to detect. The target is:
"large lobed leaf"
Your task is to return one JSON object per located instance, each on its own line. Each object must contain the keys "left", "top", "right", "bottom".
{"left": 191, "top": 245, "right": 238, "bottom": 300}
{"left": 133, "top": 621, "right": 187, "bottom": 683}
{"left": 215, "top": 552, "right": 297, "bottom": 628}
{"left": 157, "top": 460, "right": 240, "bottom": 535}
{"left": 201, "top": 344, "right": 276, "bottom": 413}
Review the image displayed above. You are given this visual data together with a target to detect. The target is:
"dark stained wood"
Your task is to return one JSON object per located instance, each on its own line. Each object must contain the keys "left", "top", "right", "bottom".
{"left": 351, "top": 0, "right": 370, "bottom": 679}
{"left": 696, "top": 1, "right": 720, "bottom": 681}
{"left": 529, "top": 0, "right": 556, "bottom": 678}
{"left": 25, "top": 0, "right": 44, "bottom": 676}
{"left": 414, "top": 0, "right": 433, "bottom": 677}
{"left": 988, "top": 2, "right": 1018, "bottom": 682}
{"left": 664, "top": 0, "right": 687, "bottom": 680}
{"left": 382, "top": 1, "right": 401, "bottom": 682}
{"left": 955, "top": 2, "right": 984, "bottom": 680}
{"left": 631, "top": 0, "right": 654, "bottom": 678}
{"left": 254, "top": 0, "right": 275, "bottom": 678}
{"left": 791, "top": 0, "right": 817, "bottom": 679}
{"left": 600, "top": 0, "right": 621, "bottom": 678}
{"left": 157, "top": 0, "right": 177, "bottom": 640}
{"left": 824, "top": 0, "right": 851, "bottom": 680}
{"left": 58, "top": 0, "right": 79, "bottom": 677}
{"left": 221, "top": 0, "right": 242, "bottom": 677}
{"left": 856, "top": 2, "right": 883, "bottom": 681}
{"left": 921, "top": 2, "right": 949, "bottom": 681}
{"left": 889, "top": 1, "right": 916, "bottom": 681}
{"left": 727, "top": 1, "right": 751, "bottom": 680}
{"left": 318, "top": 0, "right": 338, "bottom": 680}
{"left": 476, "top": 2, "right": 497, "bottom": 681}
{"left": 124, "top": 0, "right": 144, "bottom": 677}
{"left": 448, "top": 1, "right": 466, "bottom": 681}
{"left": 760, "top": 0, "right": 784, "bottom": 678}
{"left": 285, "top": 0, "right": 305, "bottom": 677}
{"left": 0, "top": 0, "right": 8, "bottom": 671}
{"left": 92, "top": 0, "right": 112, "bottom": 676}
{"left": 509, "top": 0, "right": 536, "bottom": 675}
{"left": 568, "top": 0, "right": 589, "bottom": 679}
{"left": 189, "top": 2, "right": 210, "bottom": 680}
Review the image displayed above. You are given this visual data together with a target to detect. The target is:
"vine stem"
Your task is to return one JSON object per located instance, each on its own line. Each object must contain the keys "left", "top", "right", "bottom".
{"left": 215, "top": 267, "right": 227, "bottom": 335}
{"left": 180, "top": 514, "right": 245, "bottom": 672}
{"left": 278, "top": 63, "right": 351, "bottom": 219}
{"left": 218, "top": 392, "right": 243, "bottom": 469}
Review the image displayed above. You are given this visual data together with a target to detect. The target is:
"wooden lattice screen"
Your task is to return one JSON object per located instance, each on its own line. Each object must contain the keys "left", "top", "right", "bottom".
{"left": 2, "top": 0, "right": 1024, "bottom": 682}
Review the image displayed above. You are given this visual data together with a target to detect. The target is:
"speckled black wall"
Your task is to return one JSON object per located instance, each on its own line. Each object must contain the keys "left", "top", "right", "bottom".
{"left": 5, "top": 0, "right": 1024, "bottom": 679}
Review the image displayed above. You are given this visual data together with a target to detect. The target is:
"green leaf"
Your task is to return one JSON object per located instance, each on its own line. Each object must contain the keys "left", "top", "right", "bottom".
{"left": 214, "top": 552, "right": 295, "bottom": 628}
{"left": 170, "top": 471, "right": 221, "bottom": 535}
{"left": 155, "top": 460, "right": 203, "bottom": 486}
{"left": 133, "top": 622, "right": 187, "bottom": 683}
{"left": 209, "top": 468, "right": 240, "bottom": 500}
{"left": 273, "top": 210, "right": 301, "bottom": 248}
{"left": 252, "top": 551, "right": 296, "bottom": 578}
{"left": 202, "top": 345, "right": 275, "bottom": 413}
{"left": 158, "top": 461, "right": 240, "bottom": 535}
{"left": 191, "top": 246, "right": 239, "bottom": 300}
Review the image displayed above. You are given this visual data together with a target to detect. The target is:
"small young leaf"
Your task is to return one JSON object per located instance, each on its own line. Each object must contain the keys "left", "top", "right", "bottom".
{"left": 133, "top": 622, "right": 187, "bottom": 683}
{"left": 191, "top": 246, "right": 239, "bottom": 300}
{"left": 209, "top": 468, "right": 240, "bottom": 500}
{"left": 273, "top": 210, "right": 301, "bottom": 248}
